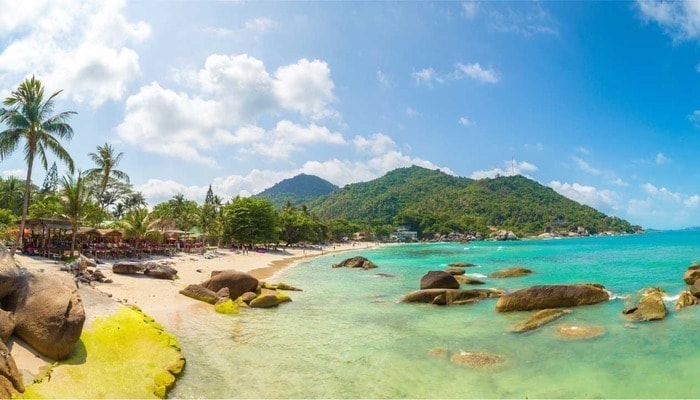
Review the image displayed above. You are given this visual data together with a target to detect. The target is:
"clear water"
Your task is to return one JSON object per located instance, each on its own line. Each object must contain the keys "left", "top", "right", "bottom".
{"left": 170, "top": 231, "right": 700, "bottom": 398}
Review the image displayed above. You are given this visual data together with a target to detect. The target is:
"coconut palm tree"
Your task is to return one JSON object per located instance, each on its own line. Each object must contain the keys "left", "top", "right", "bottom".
{"left": 59, "top": 172, "right": 93, "bottom": 257}
{"left": 0, "top": 76, "right": 75, "bottom": 256}
{"left": 0, "top": 176, "right": 24, "bottom": 215}
{"left": 85, "top": 143, "right": 129, "bottom": 211}
{"left": 120, "top": 208, "right": 161, "bottom": 253}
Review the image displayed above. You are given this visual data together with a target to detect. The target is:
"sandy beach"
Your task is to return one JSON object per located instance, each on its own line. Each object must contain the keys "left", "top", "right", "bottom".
{"left": 8, "top": 242, "right": 372, "bottom": 387}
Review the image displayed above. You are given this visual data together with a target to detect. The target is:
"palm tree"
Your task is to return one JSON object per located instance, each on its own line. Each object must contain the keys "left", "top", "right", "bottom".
{"left": 0, "top": 76, "right": 75, "bottom": 256}
{"left": 85, "top": 143, "right": 129, "bottom": 210}
{"left": 0, "top": 176, "right": 24, "bottom": 215}
{"left": 59, "top": 172, "right": 92, "bottom": 257}
{"left": 120, "top": 208, "right": 161, "bottom": 252}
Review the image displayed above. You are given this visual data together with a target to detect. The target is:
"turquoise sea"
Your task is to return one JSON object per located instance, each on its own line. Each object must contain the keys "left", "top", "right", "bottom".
{"left": 170, "top": 231, "right": 700, "bottom": 398}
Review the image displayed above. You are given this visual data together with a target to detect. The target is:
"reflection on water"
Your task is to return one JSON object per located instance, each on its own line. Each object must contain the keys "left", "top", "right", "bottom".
{"left": 170, "top": 232, "right": 700, "bottom": 398}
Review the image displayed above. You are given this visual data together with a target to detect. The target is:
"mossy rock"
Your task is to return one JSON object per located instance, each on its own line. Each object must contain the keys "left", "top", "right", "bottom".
{"left": 214, "top": 299, "right": 239, "bottom": 314}
{"left": 19, "top": 306, "right": 185, "bottom": 399}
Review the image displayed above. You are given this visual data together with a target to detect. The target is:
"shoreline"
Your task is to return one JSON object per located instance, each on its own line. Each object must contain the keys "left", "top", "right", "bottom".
{"left": 8, "top": 241, "right": 377, "bottom": 389}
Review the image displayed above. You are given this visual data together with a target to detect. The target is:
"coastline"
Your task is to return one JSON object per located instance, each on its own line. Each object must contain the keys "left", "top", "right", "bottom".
{"left": 8, "top": 242, "right": 376, "bottom": 389}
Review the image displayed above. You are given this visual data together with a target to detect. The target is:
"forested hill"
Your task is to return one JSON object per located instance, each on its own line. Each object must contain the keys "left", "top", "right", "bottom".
{"left": 255, "top": 174, "right": 339, "bottom": 209}
{"left": 306, "top": 166, "right": 641, "bottom": 237}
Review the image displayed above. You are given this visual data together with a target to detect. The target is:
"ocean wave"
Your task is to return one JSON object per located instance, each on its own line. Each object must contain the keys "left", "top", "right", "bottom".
{"left": 605, "top": 289, "right": 628, "bottom": 300}
{"left": 469, "top": 273, "right": 488, "bottom": 279}
{"left": 662, "top": 295, "right": 680, "bottom": 302}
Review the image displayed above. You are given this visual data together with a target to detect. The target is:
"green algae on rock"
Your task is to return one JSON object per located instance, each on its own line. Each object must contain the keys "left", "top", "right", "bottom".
{"left": 19, "top": 306, "right": 185, "bottom": 399}
{"left": 214, "top": 298, "right": 239, "bottom": 314}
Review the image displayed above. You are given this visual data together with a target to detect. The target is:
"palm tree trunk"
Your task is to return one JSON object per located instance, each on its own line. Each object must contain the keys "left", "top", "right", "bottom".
{"left": 11, "top": 156, "right": 33, "bottom": 257}
{"left": 70, "top": 223, "right": 77, "bottom": 258}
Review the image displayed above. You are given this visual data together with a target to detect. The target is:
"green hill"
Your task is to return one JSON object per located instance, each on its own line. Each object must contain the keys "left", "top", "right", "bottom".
{"left": 255, "top": 174, "right": 338, "bottom": 209}
{"left": 307, "top": 166, "right": 640, "bottom": 238}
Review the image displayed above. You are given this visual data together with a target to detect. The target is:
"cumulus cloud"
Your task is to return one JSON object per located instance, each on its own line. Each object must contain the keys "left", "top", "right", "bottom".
{"left": 2, "top": 169, "right": 25, "bottom": 178}
{"left": 120, "top": 54, "right": 341, "bottom": 163}
{"left": 641, "top": 182, "right": 682, "bottom": 202}
{"left": 0, "top": 0, "right": 149, "bottom": 107}
{"left": 470, "top": 160, "right": 538, "bottom": 179}
{"left": 455, "top": 63, "right": 500, "bottom": 83}
{"left": 462, "top": 1, "right": 479, "bottom": 19}
{"left": 638, "top": 0, "right": 700, "bottom": 41}
{"left": 412, "top": 67, "right": 440, "bottom": 86}
{"left": 353, "top": 133, "right": 396, "bottom": 155}
{"left": 684, "top": 194, "right": 700, "bottom": 208}
{"left": 690, "top": 110, "right": 700, "bottom": 127}
{"left": 548, "top": 181, "right": 621, "bottom": 211}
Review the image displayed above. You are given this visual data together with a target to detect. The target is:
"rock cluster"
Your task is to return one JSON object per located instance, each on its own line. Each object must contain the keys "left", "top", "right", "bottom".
{"left": 0, "top": 244, "right": 87, "bottom": 397}
{"left": 332, "top": 256, "right": 377, "bottom": 270}
{"left": 489, "top": 230, "right": 518, "bottom": 241}
{"left": 179, "top": 269, "right": 298, "bottom": 311}
{"left": 622, "top": 288, "right": 668, "bottom": 321}
{"left": 112, "top": 261, "right": 178, "bottom": 280}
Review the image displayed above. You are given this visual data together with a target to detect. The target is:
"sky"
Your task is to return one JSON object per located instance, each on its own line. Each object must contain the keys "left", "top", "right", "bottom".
{"left": 0, "top": 0, "right": 699, "bottom": 230}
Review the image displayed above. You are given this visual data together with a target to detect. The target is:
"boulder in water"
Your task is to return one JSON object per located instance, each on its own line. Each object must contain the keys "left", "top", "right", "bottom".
{"left": 444, "top": 267, "right": 466, "bottom": 276}
{"left": 454, "top": 275, "right": 485, "bottom": 285}
{"left": 447, "top": 262, "right": 477, "bottom": 268}
{"left": 488, "top": 267, "right": 533, "bottom": 278}
{"left": 511, "top": 309, "right": 571, "bottom": 332}
{"left": 420, "top": 271, "right": 459, "bottom": 290}
{"left": 201, "top": 270, "right": 259, "bottom": 300}
{"left": 683, "top": 265, "right": 700, "bottom": 285}
{"left": 495, "top": 284, "right": 609, "bottom": 312}
{"left": 403, "top": 288, "right": 502, "bottom": 305}
{"left": 624, "top": 291, "right": 667, "bottom": 321}
{"left": 332, "top": 256, "right": 377, "bottom": 270}
{"left": 676, "top": 290, "right": 699, "bottom": 310}
{"left": 249, "top": 294, "right": 283, "bottom": 308}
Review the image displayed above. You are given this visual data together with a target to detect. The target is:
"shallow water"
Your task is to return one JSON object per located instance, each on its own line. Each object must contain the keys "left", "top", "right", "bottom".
{"left": 170, "top": 231, "right": 700, "bottom": 398}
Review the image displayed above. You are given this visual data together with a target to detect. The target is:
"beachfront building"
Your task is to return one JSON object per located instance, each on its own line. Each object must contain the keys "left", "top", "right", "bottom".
{"left": 390, "top": 226, "right": 418, "bottom": 242}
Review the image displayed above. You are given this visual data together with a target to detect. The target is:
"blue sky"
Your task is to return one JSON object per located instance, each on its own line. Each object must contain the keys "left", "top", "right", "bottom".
{"left": 0, "top": 0, "right": 699, "bottom": 229}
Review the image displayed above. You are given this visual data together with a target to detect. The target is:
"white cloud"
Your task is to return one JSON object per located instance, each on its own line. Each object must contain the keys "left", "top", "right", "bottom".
{"left": 120, "top": 54, "right": 342, "bottom": 163}
{"left": 684, "top": 194, "right": 700, "bottom": 208}
{"left": 638, "top": 0, "right": 700, "bottom": 41}
{"left": 377, "top": 69, "right": 391, "bottom": 88}
{"left": 572, "top": 156, "right": 601, "bottom": 175}
{"left": 655, "top": 152, "right": 670, "bottom": 164}
{"left": 489, "top": 3, "right": 559, "bottom": 36}
{"left": 456, "top": 63, "right": 500, "bottom": 83}
{"left": 548, "top": 181, "right": 621, "bottom": 211}
{"left": 243, "top": 17, "right": 277, "bottom": 33}
{"left": 462, "top": 1, "right": 479, "bottom": 19}
{"left": 470, "top": 160, "right": 538, "bottom": 179}
{"left": 406, "top": 107, "right": 422, "bottom": 117}
{"left": 690, "top": 110, "right": 700, "bottom": 127}
{"left": 2, "top": 169, "right": 25, "bottom": 178}
{"left": 576, "top": 146, "right": 590, "bottom": 155}
{"left": 458, "top": 116, "right": 473, "bottom": 126}
{"left": 641, "top": 182, "right": 682, "bottom": 202}
{"left": 0, "top": 0, "right": 149, "bottom": 107}
{"left": 412, "top": 67, "right": 439, "bottom": 86}
{"left": 353, "top": 133, "right": 396, "bottom": 155}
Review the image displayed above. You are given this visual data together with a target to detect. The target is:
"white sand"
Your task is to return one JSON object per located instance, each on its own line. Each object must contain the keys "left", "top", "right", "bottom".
{"left": 8, "top": 242, "right": 374, "bottom": 383}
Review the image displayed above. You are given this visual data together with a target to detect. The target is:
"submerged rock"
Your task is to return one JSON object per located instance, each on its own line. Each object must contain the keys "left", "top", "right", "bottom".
{"left": 495, "top": 284, "right": 609, "bottom": 312}
{"left": 676, "top": 290, "right": 699, "bottom": 310}
{"left": 447, "top": 262, "right": 477, "bottom": 268}
{"left": 403, "top": 288, "right": 503, "bottom": 305}
{"left": 332, "top": 256, "right": 378, "bottom": 270}
{"left": 488, "top": 267, "right": 533, "bottom": 278}
{"left": 427, "top": 348, "right": 448, "bottom": 359}
{"left": 454, "top": 275, "right": 485, "bottom": 285}
{"left": 444, "top": 267, "right": 466, "bottom": 276}
{"left": 420, "top": 271, "right": 460, "bottom": 290}
{"left": 511, "top": 309, "right": 571, "bottom": 332}
{"left": 450, "top": 351, "right": 505, "bottom": 369}
{"left": 249, "top": 294, "right": 284, "bottom": 308}
{"left": 554, "top": 324, "right": 605, "bottom": 340}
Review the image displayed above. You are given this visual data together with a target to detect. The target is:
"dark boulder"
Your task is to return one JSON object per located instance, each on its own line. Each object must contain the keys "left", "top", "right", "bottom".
{"left": 420, "top": 271, "right": 459, "bottom": 290}
{"left": 143, "top": 263, "right": 178, "bottom": 280}
{"left": 0, "top": 244, "right": 21, "bottom": 299}
{"left": 332, "top": 256, "right": 378, "bottom": 270}
{"left": 201, "top": 270, "right": 259, "bottom": 300}
{"left": 112, "top": 261, "right": 145, "bottom": 275}
{"left": 683, "top": 265, "right": 700, "bottom": 285}
{"left": 489, "top": 267, "right": 533, "bottom": 278}
{"left": 495, "top": 284, "right": 609, "bottom": 312}
{"left": 0, "top": 310, "right": 14, "bottom": 343}
{"left": 4, "top": 273, "right": 85, "bottom": 360}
